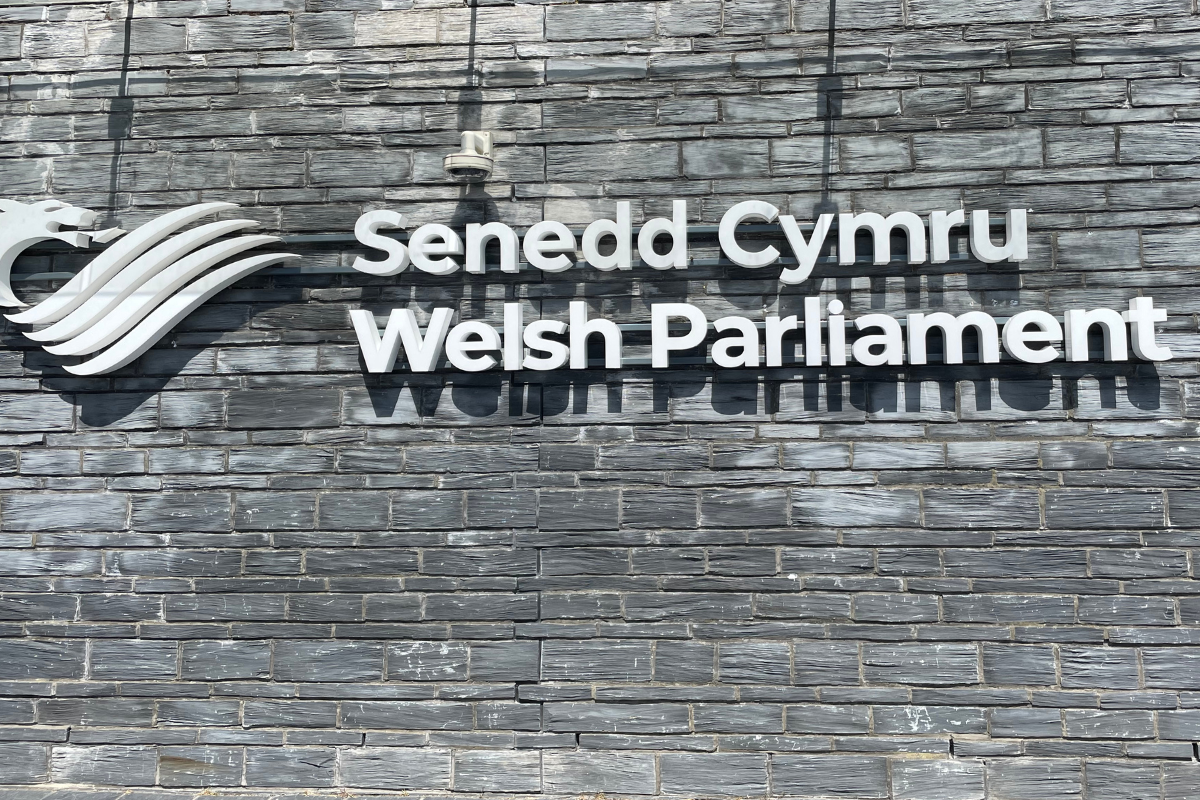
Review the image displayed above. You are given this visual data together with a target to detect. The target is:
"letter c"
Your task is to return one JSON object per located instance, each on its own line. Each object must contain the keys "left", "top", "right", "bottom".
{"left": 718, "top": 200, "right": 781, "bottom": 269}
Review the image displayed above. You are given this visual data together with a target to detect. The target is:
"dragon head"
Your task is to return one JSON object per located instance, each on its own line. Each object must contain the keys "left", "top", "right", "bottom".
{"left": 0, "top": 199, "right": 114, "bottom": 308}
{"left": 0, "top": 198, "right": 100, "bottom": 248}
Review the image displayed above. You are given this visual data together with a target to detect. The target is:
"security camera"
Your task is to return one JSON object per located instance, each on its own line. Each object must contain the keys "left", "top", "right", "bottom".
{"left": 444, "top": 131, "right": 494, "bottom": 182}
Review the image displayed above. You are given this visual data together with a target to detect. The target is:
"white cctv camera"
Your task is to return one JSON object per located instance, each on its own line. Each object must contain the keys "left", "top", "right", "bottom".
{"left": 444, "top": 131, "right": 494, "bottom": 182}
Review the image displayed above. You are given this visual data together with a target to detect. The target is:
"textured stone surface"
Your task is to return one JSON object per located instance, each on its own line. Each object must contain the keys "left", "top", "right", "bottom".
{"left": 0, "top": 0, "right": 1197, "bottom": 796}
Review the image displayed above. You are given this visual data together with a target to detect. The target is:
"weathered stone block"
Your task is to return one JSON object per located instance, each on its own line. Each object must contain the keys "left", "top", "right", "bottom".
{"left": 90, "top": 640, "right": 178, "bottom": 680}
{"left": 341, "top": 747, "right": 452, "bottom": 790}
{"left": 543, "top": 750, "right": 656, "bottom": 794}
{"left": 3, "top": 493, "right": 127, "bottom": 532}
{"left": 913, "top": 129, "right": 1043, "bottom": 170}
{"left": 51, "top": 746, "right": 157, "bottom": 786}
{"left": 227, "top": 389, "right": 340, "bottom": 429}
{"left": 355, "top": 10, "right": 438, "bottom": 47}
{"left": 772, "top": 755, "right": 888, "bottom": 798}
{"left": 542, "top": 640, "right": 652, "bottom": 682}
{"left": 862, "top": 644, "right": 979, "bottom": 686}
{"left": 453, "top": 750, "right": 542, "bottom": 793}
{"left": 158, "top": 746, "right": 243, "bottom": 788}
{"left": 187, "top": 15, "right": 292, "bottom": 51}
{"left": 546, "top": 3, "right": 652, "bottom": 40}
{"left": 131, "top": 492, "right": 231, "bottom": 532}
{"left": 987, "top": 759, "right": 1082, "bottom": 800}
{"left": 0, "top": 743, "right": 49, "bottom": 783}
{"left": 243, "top": 747, "right": 336, "bottom": 787}
{"left": 309, "top": 150, "right": 411, "bottom": 187}
{"left": 273, "top": 641, "right": 384, "bottom": 682}
{"left": 661, "top": 753, "right": 769, "bottom": 796}
{"left": 684, "top": 139, "right": 770, "bottom": 179}
{"left": 891, "top": 759, "right": 986, "bottom": 800}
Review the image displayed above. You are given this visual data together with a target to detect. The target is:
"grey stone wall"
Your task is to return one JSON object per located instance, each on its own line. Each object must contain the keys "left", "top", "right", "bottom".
{"left": 1, "top": 0, "right": 1200, "bottom": 797}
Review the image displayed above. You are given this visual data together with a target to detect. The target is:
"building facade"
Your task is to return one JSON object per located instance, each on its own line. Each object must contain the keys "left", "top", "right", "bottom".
{"left": 0, "top": 0, "right": 1198, "bottom": 797}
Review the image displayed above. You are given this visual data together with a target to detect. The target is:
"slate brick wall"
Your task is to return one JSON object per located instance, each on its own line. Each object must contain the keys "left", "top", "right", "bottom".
{"left": 1, "top": 0, "right": 1200, "bottom": 797}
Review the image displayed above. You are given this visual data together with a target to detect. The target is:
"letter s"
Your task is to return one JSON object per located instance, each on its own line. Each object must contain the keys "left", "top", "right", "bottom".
{"left": 351, "top": 210, "right": 409, "bottom": 276}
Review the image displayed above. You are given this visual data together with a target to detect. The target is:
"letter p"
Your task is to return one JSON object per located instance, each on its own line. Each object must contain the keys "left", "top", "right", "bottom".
{"left": 651, "top": 303, "right": 708, "bottom": 368}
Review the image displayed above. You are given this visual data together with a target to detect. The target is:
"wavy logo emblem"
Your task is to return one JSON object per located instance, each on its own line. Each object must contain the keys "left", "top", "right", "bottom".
{"left": 0, "top": 199, "right": 297, "bottom": 375}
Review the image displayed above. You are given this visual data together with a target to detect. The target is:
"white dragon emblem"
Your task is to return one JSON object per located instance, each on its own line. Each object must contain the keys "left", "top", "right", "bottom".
{"left": 0, "top": 199, "right": 297, "bottom": 375}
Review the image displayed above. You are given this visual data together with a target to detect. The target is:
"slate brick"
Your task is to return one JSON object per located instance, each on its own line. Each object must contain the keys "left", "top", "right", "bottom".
{"left": 187, "top": 15, "right": 292, "bottom": 51}
{"left": 243, "top": 747, "right": 336, "bottom": 787}
{"left": 924, "top": 489, "right": 1041, "bottom": 529}
{"left": 538, "top": 490, "right": 619, "bottom": 530}
{"left": 683, "top": 139, "right": 770, "bottom": 179}
{"left": 341, "top": 747, "right": 451, "bottom": 790}
{"left": 0, "top": 641, "right": 85, "bottom": 680}
{"left": 695, "top": 702, "right": 784, "bottom": 732}
{"left": 891, "top": 759, "right": 986, "bottom": 800}
{"left": 131, "top": 492, "right": 231, "bottom": 532}
{"left": 51, "top": 745, "right": 157, "bottom": 786}
{"left": 3, "top": 493, "right": 127, "bottom": 532}
{"left": 391, "top": 490, "right": 463, "bottom": 530}
{"left": 661, "top": 753, "right": 769, "bottom": 796}
{"left": 453, "top": 750, "right": 542, "bottom": 792}
{"left": 542, "top": 640, "right": 651, "bottom": 682}
{"left": 786, "top": 704, "right": 869, "bottom": 734}
{"left": 425, "top": 593, "right": 537, "bottom": 621}
{"left": 1083, "top": 761, "right": 1162, "bottom": 800}
{"left": 1120, "top": 122, "right": 1200, "bottom": 164}
{"left": 719, "top": 642, "right": 791, "bottom": 684}
{"left": 863, "top": 644, "right": 980, "bottom": 686}
{"left": 1065, "top": 708, "right": 1154, "bottom": 739}
{"left": 1045, "top": 490, "right": 1165, "bottom": 529}
{"left": 792, "top": 488, "right": 921, "bottom": 527}
{"left": 273, "top": 641, "right": 383, "bottom": 682}
{"left": 227, "top": 390, "right": 340, "bottom": 429}
{"left": 622, "top": 489, "right": 699, "bottom": 528}
{"left": 655, "top": 641, "right": 715, "bottom": 682}
{"left": 0, "top": 742, "right": 49, "bottom": 783}
{"left": 794, "top": 641, "right": 861, "bottom": 686}
{"left": 983, "top": 645, "right": 1058, "bottom": 686}
{"left": 234, "top": 492, "right": 317, "bottom": 530}
{"left": 317, "top": 491, "right": 389, "bottom": 530}
{"left": 546, "top": 3, "right": 654, "bottom": 40}
{"left": 545, "top": 702, "right": 690, "bottom": 733}
{"left": 701, "top": 489, "right": 787, "bottom": 527}
{"left": 385, "top": 641, "right": 468, "bottom": 682}
{"left": 987, "top": 759, "right": 1082, "bottom": 800}
{"left": 991, "top": 708, "right": 1064, "bottom": 738}
{"left": 545, "top": 142, "right": 672, "bottom": 179}
{"left": 465, "top": 489, "right": 538, "bottom": 527}
{"left": 471, "top": 641, "right": 541, "bottom": 682}
{"left": 1060, "top": 647, "right": 1141, "bottom": 689}
{"left": 543, "top": 751, "right": 656, "bottom": 794}
{"left": 1143, "top": 648, "right": 1200, "bottom": 689}
{"left": 157, "top": 700, "right": 240, "bottom": 728}
{"left": 341, "top": 701, "right": 472, "bottom": 730}
{"left": 90, "top": 640, "right": 178, "bottom": 680}
{"left": 244, "top": 700, "right": 336, "bottom": 728}
{"left": 913, "top": 129, "right": 1043, "bottom": 169}
{"left": 772, "top": 755, "right": 888, "bottom": 798}
{"left": 181, "top": 641, "right": 271, "bottom": 682}
{"left": 158, "top": 746, "right": 243, "bottom": 788}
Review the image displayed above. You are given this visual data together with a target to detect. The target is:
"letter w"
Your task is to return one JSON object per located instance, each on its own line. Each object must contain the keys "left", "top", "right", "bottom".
{"left": 350, "top": 307, "right": 454, "bottom": 373}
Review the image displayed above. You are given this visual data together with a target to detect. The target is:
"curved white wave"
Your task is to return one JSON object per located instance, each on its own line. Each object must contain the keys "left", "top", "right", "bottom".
{"left": 64, "top": 252, "right": 297, "bottom": 376}
{"left": 27, "top": 218, "right": 261, "bottom": 343}
{"left": 45, "top": 234, "right": 283, "bottom": 357}
{"left": 1, "top": 201, "right": 298, "bottom": 375}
